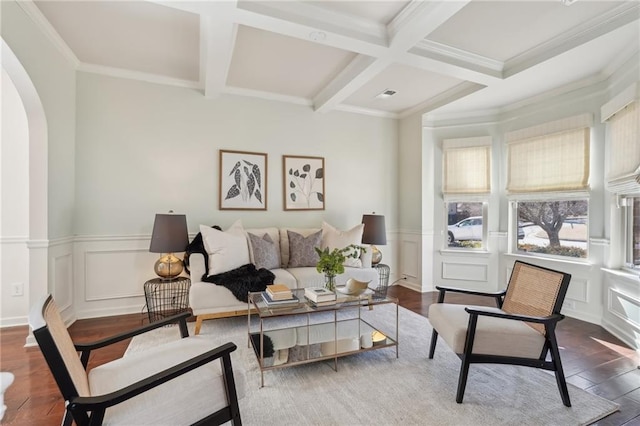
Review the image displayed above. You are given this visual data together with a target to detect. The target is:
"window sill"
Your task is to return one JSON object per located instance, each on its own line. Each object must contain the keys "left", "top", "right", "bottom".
{"left": 439, "top": 249, "right": 491, "bottom": 258}
{"left": 504, "top": 252, "right": 592, "bottom": 267}
{"left": 601, "top": 267, "right": 640, "bottom": 284}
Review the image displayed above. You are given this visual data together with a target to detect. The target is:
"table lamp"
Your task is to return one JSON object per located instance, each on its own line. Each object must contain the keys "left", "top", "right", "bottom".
{"left": 149, "top": 212, "right": 189, "bottom": 279}
{"left": 361, "top": 213, "right": 386, "bottom": 265}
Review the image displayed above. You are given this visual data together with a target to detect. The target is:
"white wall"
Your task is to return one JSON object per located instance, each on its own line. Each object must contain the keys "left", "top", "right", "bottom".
{"left": 0, "top": 69, "right": 30, "bottom": 325}
{"left": 73, "top": 72, "right": 399, "bottom": 318}
{"left": 1, "top": 0, "right": 76, "bottom": 330}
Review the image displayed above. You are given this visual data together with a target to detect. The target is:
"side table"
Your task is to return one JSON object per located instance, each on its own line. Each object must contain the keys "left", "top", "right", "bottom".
{"left": 372, "top": 263, "right": 390, "bottom": 297}
{"left": 144, "top": 277, "right": 191, "bottom": 323}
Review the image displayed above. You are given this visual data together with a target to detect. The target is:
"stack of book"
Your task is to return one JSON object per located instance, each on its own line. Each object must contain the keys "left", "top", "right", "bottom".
{"left": 266, "top": 284, "right": 293, "bottom": 300}
{"left": 262, "top": 284, "right": 299, "bottom": 307}
{"left": 304, "top": 287, "right": 337, "bottom": 307}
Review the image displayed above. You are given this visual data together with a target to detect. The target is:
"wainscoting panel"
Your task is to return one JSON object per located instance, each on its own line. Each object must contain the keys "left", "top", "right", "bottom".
{"left": 566, "top": 277, "right": 589, "bottom": 303}
{"left": 52, "top": 253, "right": 73, "bottom": 311}
{"left": 400, "top": 240, "right": 419, "bottom": 280}
{"left": 84, "top": 248, "right": 154, "bottom": 301}
{"left": 442, "top": 262, "right": 488, "bottom": 282}
{"left": 608, "top": 287, "right": 640, "bottom": 330}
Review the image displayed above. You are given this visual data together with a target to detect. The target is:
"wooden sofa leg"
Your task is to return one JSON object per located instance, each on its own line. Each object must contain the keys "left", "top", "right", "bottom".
{"left": 194, "top": 316, "right": 203, "bottom": 335}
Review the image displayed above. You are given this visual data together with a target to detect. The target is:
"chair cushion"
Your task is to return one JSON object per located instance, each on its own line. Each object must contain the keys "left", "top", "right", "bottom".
{"left": 89, "top": 336, "right": 246, "bottom": 425}
{"left": 428, "top": 304, "right": 546, "bottom": 358}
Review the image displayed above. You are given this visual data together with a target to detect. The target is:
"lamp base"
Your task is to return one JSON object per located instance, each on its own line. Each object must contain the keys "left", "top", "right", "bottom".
{"left": 371, "top": 245, "right": 382, "bottom": 265}
{"left": 154, "top": 253, "right": 183, "bottom": 279}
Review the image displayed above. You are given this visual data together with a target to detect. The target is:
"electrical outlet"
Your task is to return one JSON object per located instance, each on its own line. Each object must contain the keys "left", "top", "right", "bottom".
{"left": 11, "top": 282, "right": 24, "bottom": 297}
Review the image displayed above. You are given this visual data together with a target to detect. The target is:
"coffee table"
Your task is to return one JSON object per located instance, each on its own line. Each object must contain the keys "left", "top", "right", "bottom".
{"left": 247, "top": 288, "right": 398, "bottom": 387}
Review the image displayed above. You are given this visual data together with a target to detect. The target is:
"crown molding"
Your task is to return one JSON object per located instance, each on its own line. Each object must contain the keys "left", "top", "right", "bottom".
{"left": 237, "top": 1, "right": 387, "bottom": 47}
{"left": 333, "top": 104, "right": 398, "bottom": 119}
{"left": 17, "top": 0, "right": 79, "bottom": 68}
{"left": 77, "top": 63, "right": 201, "bottom": 90}
{"left": 411, "top": 40, "right": 504, "bottom": 75}
{"left": 400, "top": 81, "right": 485, "bottom": 119}
{"left": 504, "top": 2, "right": 640, "bottom": 78}
{"left": 223, "top": 86, "right": 313, "bottom": 107}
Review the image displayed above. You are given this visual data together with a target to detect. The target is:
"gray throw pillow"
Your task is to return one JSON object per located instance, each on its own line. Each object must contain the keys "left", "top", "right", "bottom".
{"left": 287, "top": 230, "right": 322, "bottom": 267}
{"left": 248, "top": 233, "right": 280, "bottom": 270}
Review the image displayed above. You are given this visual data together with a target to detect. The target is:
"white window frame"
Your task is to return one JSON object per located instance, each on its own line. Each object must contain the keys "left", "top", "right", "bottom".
{"left": 442, "top": 136, "right": 491, "bottom": 252}
{"left": 622, "top": 196, "right": 640, "bottom": 273}
{"left": 444, "top": 200, "right": 489, "bottom": 251}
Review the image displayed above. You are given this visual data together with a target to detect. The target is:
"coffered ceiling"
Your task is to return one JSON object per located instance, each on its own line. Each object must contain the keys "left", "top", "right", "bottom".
{"left": 25, "top": 0, "right": 640, "bottom": 119}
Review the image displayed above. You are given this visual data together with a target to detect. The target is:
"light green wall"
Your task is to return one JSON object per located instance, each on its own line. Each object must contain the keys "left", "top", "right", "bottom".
{"left": 74, "top": 72, "right": 399, "bottom": 236}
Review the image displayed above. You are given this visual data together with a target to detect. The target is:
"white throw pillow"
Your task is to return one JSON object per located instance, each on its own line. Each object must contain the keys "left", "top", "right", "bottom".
{"left": 199, "top": 220, "right": 250, "bottom": 275}
{"left": 321, "top": 221, "right": 364, "bottom": 268}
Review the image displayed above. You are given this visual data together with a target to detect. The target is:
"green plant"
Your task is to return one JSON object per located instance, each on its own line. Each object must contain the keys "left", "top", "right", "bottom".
{"left": 314, "top": 245, "right": 365, "bottom": 277}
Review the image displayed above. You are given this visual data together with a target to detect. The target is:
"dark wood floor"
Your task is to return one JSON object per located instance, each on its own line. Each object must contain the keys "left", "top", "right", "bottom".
{"left": 1, "top": 286, "right": 639, "bottom": 425}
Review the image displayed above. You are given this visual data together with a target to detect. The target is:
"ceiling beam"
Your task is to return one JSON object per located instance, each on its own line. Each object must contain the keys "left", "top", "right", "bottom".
{"left": 313, "top": 0, "right": 476, "bottom": 113}
{"left": 200, "top": 7, "right": 238, "bottom": 98}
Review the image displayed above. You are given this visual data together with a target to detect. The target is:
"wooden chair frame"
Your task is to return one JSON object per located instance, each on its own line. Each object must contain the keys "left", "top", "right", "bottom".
{"left": 428, "top": 261, "right": 572, "bottom": 407}
{"left": 32, "top": 295, "right": 242, "bottom": 426}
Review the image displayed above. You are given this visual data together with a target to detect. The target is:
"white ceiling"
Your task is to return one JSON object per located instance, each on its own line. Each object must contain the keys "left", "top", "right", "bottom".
{"left": 29, "top": 0, "right": 640, "bottom": 119}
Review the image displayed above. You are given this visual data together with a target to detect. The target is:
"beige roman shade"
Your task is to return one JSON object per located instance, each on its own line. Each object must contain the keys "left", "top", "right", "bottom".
{"left": 603, "top": 95, "right": 640, "bottom": 195}
{"left": 442, "top": 136, "right": 491, "bottom": 197}
{"left": 506, "top": 114, "right": 591, "bottom": 194}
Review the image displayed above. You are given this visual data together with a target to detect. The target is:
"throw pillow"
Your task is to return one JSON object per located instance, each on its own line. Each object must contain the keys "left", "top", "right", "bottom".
{"left": 321, "top": 221, "right": 364, "bottom": 268}
{"left": 200, "top": 220, "right": 250, "bottom": 275}
{"left": 287, "top": 230, "right": 322, "bottom": 267}
{"left": 248, "top": 233, "right": 280, "bottom": 270}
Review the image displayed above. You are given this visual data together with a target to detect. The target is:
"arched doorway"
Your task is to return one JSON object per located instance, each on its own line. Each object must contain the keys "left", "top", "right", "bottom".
{"left": 1, "top": 39, "right": 48, "bottom": 345}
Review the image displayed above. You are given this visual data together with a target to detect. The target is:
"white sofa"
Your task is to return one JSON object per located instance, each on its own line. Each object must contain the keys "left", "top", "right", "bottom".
{"left": 189, "top": 225, "right": 379, "bottom": 334}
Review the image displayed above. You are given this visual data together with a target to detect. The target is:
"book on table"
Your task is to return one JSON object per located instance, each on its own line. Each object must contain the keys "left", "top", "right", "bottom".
{"left": 306, "top": 297, "right": 337, "bottom": 307}
{"left": 266, "top": 283, "right": 293, "bottom": 300}
{"left": 304, "top": 287, "right": 336, "bottom": 303}
{"left": 261, "top": 291, "right": 300, "bottom": 306}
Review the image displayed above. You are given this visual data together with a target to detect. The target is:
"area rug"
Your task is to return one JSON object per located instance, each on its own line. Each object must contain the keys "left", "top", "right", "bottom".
{"left": 126, "top": 305, "right": 618, "bottom": 425}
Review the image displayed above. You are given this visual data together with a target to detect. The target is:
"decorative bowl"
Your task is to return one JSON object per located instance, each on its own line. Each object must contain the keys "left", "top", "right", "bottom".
{"left": 336, "top": 278, "right": 371, "bottom": 296}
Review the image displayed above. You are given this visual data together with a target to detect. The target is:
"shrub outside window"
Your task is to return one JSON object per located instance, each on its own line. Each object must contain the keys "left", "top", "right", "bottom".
{"left": 517, "top": 200, "right": 588, "bottom": 259}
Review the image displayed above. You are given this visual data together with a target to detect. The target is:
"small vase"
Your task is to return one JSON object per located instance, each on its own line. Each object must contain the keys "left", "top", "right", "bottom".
{"left": 325, "top": 273, "right": 336, "bottom": 292}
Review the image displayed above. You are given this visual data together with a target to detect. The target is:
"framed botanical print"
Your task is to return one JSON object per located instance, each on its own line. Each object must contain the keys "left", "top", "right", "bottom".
{"left": 219, "top": 150, "right": 267, "bottom": 210}
{"left": 283, "top": 155, "right": 325, "bottom": 211}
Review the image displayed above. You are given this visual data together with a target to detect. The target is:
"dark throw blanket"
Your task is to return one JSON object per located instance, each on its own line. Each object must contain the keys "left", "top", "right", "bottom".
{"left": 202, "top": 263, "right": 275, "bottom": 303}
{"left": 183, "top": 227, "right": 221, "bottom": 275}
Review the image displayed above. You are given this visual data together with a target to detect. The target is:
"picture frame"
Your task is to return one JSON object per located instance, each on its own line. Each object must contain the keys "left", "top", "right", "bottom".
{"left": 283, "top": 155, "right": 325, "bottom": 211}
{"left": 219, "top": 150, "right": 267, "bottom": 210}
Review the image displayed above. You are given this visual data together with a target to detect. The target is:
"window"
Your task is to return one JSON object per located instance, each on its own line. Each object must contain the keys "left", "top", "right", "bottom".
{"left": 601, "top": 86, "right": 640, "bottom": 271}
{"left": 506, "top": 114, "right": 592, "bottom": 259}
{"left": 446, "top": 202, "right": 486, "bottom": 249}
{"left": 517, "top": 199, "right": 588, "bottom": 259}
{"left": 442, "top": 137, "right": 491, "bottom": 250}
{"left": 624, "top": 197, "right": 640, "bottom": 269}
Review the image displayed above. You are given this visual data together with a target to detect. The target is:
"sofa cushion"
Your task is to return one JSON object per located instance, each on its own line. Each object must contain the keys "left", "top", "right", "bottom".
{"left": 248, "top": 232, "right": 280, "bottom": 270}
{"left": 321, "top": 221, "right": 364, "bottom": 268}
{"left": 287, "top": 230, "right": 322, "bottom": 267}
{"left": 245, "top": 227, "right": 280, "bottom": 263}
{"left": 200, "top": 220, "right": 250, "bottom": 275}
{"left": 279, "top": 228, "right": 320, "bottom": 267}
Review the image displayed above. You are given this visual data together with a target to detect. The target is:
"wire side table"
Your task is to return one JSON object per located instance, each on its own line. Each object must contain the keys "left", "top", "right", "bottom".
{"left": 144, "top": 277, "right": 191, "bottom": 323}
{"left": 372, "top": 263, "right": 390, "bottom": 298}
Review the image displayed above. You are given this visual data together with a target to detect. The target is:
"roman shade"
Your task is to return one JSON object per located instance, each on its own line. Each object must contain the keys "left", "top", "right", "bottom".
{"left": 506, "top": 114, "right": 592, "bottom": 195}
{"left": 442, "top": 136, "right": 491, "bottom": 198}
{"left": 602, "top": 83, "right": 640, "bottom": 195}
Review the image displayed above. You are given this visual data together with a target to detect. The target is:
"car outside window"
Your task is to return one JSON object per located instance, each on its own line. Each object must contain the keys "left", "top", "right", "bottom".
{"left": 446, "top": 202, "right": 486, "bottom": 249}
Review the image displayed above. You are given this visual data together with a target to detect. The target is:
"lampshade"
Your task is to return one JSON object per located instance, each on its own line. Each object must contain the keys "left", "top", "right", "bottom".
{"left": 149, "top": 213, "right": 189, "bottom": 254}
{"left": 149, "top": 213, "right": 189, "bottom": 279}
{"left": 362, "top": 214, "right": 386, "bottom": 265}
{"left": 361, "top": 214, "right": 387, "bottom": 245}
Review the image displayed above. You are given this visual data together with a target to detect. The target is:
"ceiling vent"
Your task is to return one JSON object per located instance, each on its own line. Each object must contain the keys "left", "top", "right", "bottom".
{"left": 376, "top": 89, "right": 397, "bottom": 99}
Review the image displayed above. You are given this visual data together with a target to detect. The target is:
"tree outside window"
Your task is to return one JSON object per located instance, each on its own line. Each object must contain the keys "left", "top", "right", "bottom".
{"left": 517, "top": 200, "right": 588, "bottom": 258}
